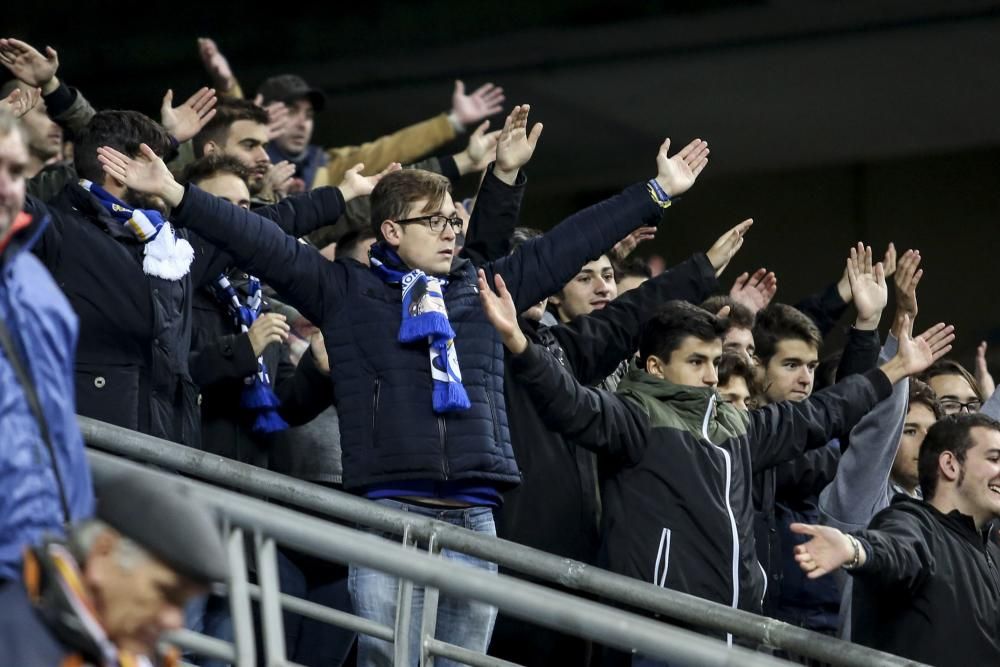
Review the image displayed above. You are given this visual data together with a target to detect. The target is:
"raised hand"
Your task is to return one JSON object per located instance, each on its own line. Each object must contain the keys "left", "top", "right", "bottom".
{"left": 96, "top": 143, "right": 184, "bottom": 207}
{"left": 0, "top": 38, "right": 59, "bottom": 93}
{"left": 976, "top": 341, "right": 996, "bottom": 399}
{"left": 451, "top": 80, "right": 505, "bottom": 127}
{"left": 882, "top": 242, "right": 898, "bottom": 280}
{"left": 247, "top": 313, "right": 290, "bottom": 357}
{"left": 0, "top": 86, "right": 41, "bottom": 119}
{"left": 729, "top": 268, "right": 778, "bottom": 315}
{"left": 706, "top": 219, "right": 753, "bottom": 277}
{"left": 846, "top": 242, "right": 887, "bottom": 330}
{"left": 893, "top": 249, "right": 922, "bottom": 320}
{"left": 494, "top": 104, "right": 543, "bottom": 184}
{"left": 790, "top": 523, "right": 858, "bottom": 579}
{"left": 654, "top": 137, "right": 709, "bottom": 197}
{"left": 610, "top": 226, "right": 658, "bottom": 262}
{"left": 161, "top": 87, "right": 218, "bottom": 143}
{"left": 918, "top": 323, "right": 955, "bottom": 364}
{"left": 197, "top": 37, "right": 236, "bottom": 92}
{"left": 261, "top": 99, "right": 289, "bottom": 141}
{"left": 477, "top": 269, "right": 527, "bottom": 354}
{"left": 881, "top": 313, "right": 935, "bottom": 384}
{"left": 261, "top": 160, "right": 296, "bottom": 201}
{"left": 454, "top": 120, "right": 502, "bottom": 175}
{"left": 338, "top": 162, "right": 402, "bottom": 201}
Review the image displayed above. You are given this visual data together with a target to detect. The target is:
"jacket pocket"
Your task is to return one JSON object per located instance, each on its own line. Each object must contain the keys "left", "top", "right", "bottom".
{"left": 653, "top": 527, "right": 672, "bottom": 588}
{"left": 74, "top": 364, "right": 140, "bottom": 431}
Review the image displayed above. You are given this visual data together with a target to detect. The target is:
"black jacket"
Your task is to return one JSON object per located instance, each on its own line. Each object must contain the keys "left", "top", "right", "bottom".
{"left": 498, "top": 254, "right": 720, "bottom": 562}
{"left": 851, "top": 498, "right": 1000, "bottom": 665}
{"left": 510, "top": 342, "right": 891, "bottom": 624}
{"left": 172, "top": 169, "right": 664, "bottom": 490}
{"left": 25, "top": 182, "right": 349, "bottom": 446}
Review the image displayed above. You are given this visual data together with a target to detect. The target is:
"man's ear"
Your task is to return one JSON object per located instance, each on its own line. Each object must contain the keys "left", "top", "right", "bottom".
{"left": 548, "top": 291, "right": 563, "bottom": 307}
{"left": 380, "top": 220, "right": 402, "bottom": 247}
{"left": 938, "top": 451, "right": 962, "bottom": 484}
{"left": 645, "top": 354, "right": 667, "bottom": 379}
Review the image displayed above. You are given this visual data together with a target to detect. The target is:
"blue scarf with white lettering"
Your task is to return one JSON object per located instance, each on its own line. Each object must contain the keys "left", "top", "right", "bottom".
{"left": 210, "top": 274, "right": 288, "bottom": 434}
{"left": 79, "top": 179, "right": 193, "bottom": 280}
{"left": 369, "top": 243, "right": 470, "bottom": 413}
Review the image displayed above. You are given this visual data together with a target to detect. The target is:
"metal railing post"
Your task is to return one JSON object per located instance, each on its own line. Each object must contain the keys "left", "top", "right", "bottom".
{"left": 419, "top": 533, "right": 441, "bottom": 667}
{"left": 226, "top": 527, "right": 256, "bottom": 667}
{"left": 393, "top": 524, "right": 415, "bottom": 667}
{"left": 255, "top": 531, "right": 287, "bottom": 666}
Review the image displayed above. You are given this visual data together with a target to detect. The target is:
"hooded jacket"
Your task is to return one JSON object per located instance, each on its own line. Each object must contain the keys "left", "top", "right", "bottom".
{"left": 850, "top": 497, "right": 1000, "bottom": 665}
{"left": 509, "top": 341, "right": 891, "bottom": 631}
{"left": 0, "top": 212, "right": 94, "bottom": 581}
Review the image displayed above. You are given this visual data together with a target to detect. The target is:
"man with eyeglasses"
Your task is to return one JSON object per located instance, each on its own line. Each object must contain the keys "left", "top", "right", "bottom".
{"left": 921, "top": 359, "right": 984, "bottom": 415}
{"left": 92, "top": 102, "right": 711, "bottom": 665}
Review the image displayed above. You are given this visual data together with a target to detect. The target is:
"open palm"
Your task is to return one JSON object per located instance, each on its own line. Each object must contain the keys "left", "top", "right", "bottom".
{"left": 0, "top": 38, "right": 58, "bottom": 87}
{"left": 846, "top": 243, "right": 887, "bottom": 323}
{"left": 655, "top": 137, "right": 709, "bottom": 197}
{"left": 790, "top": 523, "right": 852, "bottom": 579}
{"left": 477, "top": 269, "right": 519, "bottom": 340}
{"left": 496, "top": 104, "right": 543, "bottom": 173}
{"left": 729, "top": 268, "right": 777, "bottom": 314}
{"left": 97, "top": 144, "right": 173, "bottom": 194}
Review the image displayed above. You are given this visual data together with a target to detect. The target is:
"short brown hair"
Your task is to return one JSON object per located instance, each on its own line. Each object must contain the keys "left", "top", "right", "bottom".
{"left": 718, "top": 352, "right": 758, "bottom": 404}
{"left": 369, "top": 169, "right": 450, "bottom": 242}
{"left": 919, "top": 360, "right": 985, "bottom": 404}
{"left": 700, "top": 296, "right": 755, "bottom": 330}
{"left": 909, "top": 379, "right": 945, "bottom": 420}
{"left": 752, "top": 303, "right": 822, "bottom": 364}
{"left": 192, "top": 99, "right": 269, "bottom": 158}
{"left": 179, "top": 153, "right": 251, "bottom": 186}
{"left": 918, "top": 413, "right": 1000, "bottom": 499}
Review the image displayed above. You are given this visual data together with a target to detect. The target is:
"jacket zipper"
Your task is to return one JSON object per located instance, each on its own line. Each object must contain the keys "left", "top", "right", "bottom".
{"left": 371, "top": 378, "right": 381, "bottom": 445}
{"left": 701, "top": 394, "right": 739, "bottom": 647}
{"left": 485, "top": 387, "right": 501, "bottom": 442}
{"left": 439, "top": 415, "right": 449, "bottom": 478}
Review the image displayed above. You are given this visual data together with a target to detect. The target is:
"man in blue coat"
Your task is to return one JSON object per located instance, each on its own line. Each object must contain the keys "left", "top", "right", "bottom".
{"left": 0, "top": 109, "right": 94, "bottom": 581}
{"left": 95, "top": 104, "right": 709, "bottom": 666}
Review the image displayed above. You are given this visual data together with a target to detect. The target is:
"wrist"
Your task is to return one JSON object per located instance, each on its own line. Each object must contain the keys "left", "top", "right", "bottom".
{"left": 162, "top": 180, "right": 186, "bottom": 209}
{"left": 504, "top": 331, "right": 528, "bottom": 355}
{"left": 854, "top": 314, "right": 882, "bottom": 331}
{"left": 652, "top": 176, "right": 677, "bottom": 198}
{"left": 453, "top": 150, "right": 474, "bottom": 176}
{"left": 879, "top": 357, "right": 907, "bottom": 386}
{"left": 40, "top": 75, "right": 60, "bottom": 96}
{"left": 447, "top": 111, "right": 466, "bottom": 134}
{"left": 493, "top": 165, "right": 518, "bottom": 186}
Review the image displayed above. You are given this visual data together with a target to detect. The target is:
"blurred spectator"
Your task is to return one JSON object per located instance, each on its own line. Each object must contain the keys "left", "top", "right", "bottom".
{"left": 0, "top": 473, "right": 228, "bottom": 665}
{"left": 921, "top": 359, "right": 984, "bottom": 415}
{"left": 0, "top": 108, "right": 94, "bottom": 582}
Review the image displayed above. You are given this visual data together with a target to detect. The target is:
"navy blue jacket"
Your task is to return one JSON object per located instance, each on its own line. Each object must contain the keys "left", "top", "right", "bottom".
{"left": 171, "top": 170, "right": 663, "bottom": 490}
{"left": 0, "top": 213, "right": 94, "bottom": 581}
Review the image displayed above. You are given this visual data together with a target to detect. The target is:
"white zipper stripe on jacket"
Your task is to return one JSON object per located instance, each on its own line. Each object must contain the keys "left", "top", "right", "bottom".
{"left": 653, "top": 528, "right": 667, "bottom": 586}
{"left": 702, "top": 393, "right": 739, "bottom": 648}
{"left": 757, "top": 559, "right": 768, "bottom": 607}
{"left": 659, "top": 529, "right": 671, "bottom": 587}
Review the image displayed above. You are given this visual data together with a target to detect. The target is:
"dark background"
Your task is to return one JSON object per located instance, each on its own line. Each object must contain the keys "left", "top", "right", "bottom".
{"left": 7, "top": 0, "right": 1000, "bottom": 362}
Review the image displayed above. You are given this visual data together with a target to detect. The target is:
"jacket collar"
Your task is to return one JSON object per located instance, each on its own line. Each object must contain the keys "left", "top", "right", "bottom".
{"left": 0, "top": 211, "right": 44, "bottom": 265}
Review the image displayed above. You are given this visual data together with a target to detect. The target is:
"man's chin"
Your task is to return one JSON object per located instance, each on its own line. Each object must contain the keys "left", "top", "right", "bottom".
{"left": 124, "top": 189, "right": 169, "bottom": 216}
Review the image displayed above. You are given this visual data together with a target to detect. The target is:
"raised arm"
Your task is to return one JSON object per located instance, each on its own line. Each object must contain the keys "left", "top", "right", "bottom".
{"left": 552, "top": 219, "right": 750, "bottom": 385}
{"left": 791, "top": 507, "right": 934, "bottom": 594}
{"left": 479, "top": 270, "right": 648, "bottom": 463}
{"left": 96, "top": 143, "right": 346, "bottom": 324}
{"left": 749, "top": 315, "right": 936, "bottom": 471}
{"left": 486, "top": 136, "right": 710, "bottom": 312}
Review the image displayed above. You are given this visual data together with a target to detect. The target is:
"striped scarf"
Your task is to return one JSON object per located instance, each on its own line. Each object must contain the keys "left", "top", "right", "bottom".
{"left": 369, "top": 243, "right": 470, "bottom": 413}
{"left": 210, "top": 274, "right": 288, "bottom": 434}
{"left": 79, "top": 179, "right": 193, "bottom": 281}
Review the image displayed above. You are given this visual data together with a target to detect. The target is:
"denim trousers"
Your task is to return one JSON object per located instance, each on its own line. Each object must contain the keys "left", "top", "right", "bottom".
{"left": 348, "top": 499, "right": 499, "bottom": 667}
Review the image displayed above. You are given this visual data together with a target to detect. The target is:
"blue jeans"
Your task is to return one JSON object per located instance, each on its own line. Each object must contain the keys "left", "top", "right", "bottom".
{"left": 348, "top": 499, "right": 499, "bottom": 667}
{"left": 185, "top": 593, "right": 234, "bottom": 667}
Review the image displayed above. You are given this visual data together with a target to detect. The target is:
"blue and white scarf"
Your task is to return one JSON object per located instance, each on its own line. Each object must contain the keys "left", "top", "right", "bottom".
{"left": 79, "top": 179, "right": 193, "bottom": 280}
{"left": 369, "top": 243, "right": 470, "bottom": 413}
{"left": 210, "top": 273, "right": 289, "bottom": 434}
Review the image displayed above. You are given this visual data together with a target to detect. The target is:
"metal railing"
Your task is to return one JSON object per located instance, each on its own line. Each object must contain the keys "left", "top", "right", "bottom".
{"left": 81, "top": 416, "right": 926, "bottom": 667}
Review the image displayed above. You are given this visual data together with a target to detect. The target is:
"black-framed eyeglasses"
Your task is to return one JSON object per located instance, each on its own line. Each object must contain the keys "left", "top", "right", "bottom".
{"left": 395, "top": 214, "right": 463, "bottom": 235}
{"left": 939, "top": 399, "right": 982, "bottom": 414}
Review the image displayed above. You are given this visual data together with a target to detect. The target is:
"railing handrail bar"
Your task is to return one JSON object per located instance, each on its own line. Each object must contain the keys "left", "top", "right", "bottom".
{"left": 80, "top": 416, "right": 925, "bottom": 667}
{"left": 88, "top": 449, "right": 793, "bottom": 667}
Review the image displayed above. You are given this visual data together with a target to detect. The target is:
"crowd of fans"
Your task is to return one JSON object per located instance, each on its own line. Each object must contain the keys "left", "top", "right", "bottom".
{"left": 0, "top": 33, "right": 997, "bottom": 667}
